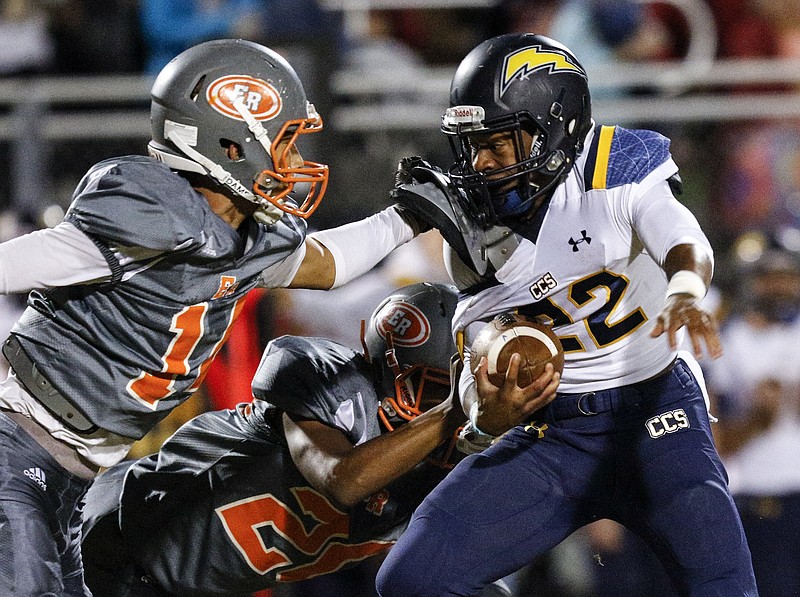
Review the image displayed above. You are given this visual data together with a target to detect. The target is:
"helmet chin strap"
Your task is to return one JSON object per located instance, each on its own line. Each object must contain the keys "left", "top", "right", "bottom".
{"left": 230, "top": 99, "right": 289, "bottom": 225}
{"left": 233, "top": 98, "right": 272, "bottom": 150}
{"left": 165, "top": 131, "right": 283, "bottom": 225}
{"left": 160, "top": 100, "right": 285, "bottom": 225}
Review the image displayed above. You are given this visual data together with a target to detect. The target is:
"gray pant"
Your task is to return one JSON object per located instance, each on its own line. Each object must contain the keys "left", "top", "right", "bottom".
{"left": 0, "top": 412, "right": 92, "bottom": 596}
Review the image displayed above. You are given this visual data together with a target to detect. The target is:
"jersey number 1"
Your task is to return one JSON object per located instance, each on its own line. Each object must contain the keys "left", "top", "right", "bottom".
{"left": 127, "top": 299, "right": 245, "bottom": 409}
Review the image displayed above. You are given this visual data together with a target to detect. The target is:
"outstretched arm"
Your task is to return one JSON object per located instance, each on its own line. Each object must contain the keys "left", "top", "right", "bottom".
{"left": 284, "top": 363, "right": 465, "bottom": 507}
{"left": 0, "top": 222, "right": 112, "bottom": 293}
{"left": 630, "top": 178, "right": 722, "bottom": 360}
{"left": 287, "top": 205, "right": 417, "bottom": 290}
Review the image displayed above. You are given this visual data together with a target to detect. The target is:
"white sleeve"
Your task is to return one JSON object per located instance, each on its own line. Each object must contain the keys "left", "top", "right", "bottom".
{"left": 0, "top": 221, "right": 113, "bottom": 293}
{"left": 309, "top": 206, "right": 416, "bottom": 289}
{"left": 257, "top": 241, "right": 307, "bottom": 288}
{"left": 630, "top": 180, "right": 714, "bottom": 268}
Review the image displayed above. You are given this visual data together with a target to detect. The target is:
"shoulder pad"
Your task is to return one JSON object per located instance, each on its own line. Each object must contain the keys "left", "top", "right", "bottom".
{"left": 583, "top": 125, "right": 672, "bottom": 191}
{"left": 66, "top": 157, "right": 205, "bottom": 252}
{"left": 251, "top": 336, "right": 364, "bottom": 421}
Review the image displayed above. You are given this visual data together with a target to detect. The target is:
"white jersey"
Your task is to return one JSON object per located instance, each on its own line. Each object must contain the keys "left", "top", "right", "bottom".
{"left": 453, "top": 124, "right": 713, "bottom": 393}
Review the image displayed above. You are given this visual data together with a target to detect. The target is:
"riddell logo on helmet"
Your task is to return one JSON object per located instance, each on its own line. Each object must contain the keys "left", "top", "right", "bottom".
{"left": 500, "top": 45, "right": 587, "bottom": 96}
{"left": 206, "top": 75, "right": 282, "bottom": 121}
{"left": 377, "top": 302, "right": 430, "bottom": 347}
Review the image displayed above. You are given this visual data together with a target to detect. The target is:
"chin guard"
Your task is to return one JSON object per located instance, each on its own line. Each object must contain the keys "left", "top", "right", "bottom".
{"left": 391, "top": 167, "right": 518, "bottom": 276}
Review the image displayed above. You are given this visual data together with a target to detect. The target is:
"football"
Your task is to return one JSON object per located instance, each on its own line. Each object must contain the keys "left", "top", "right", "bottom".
{"left": 470, "top": 313, "right": 564, "bottom": 387}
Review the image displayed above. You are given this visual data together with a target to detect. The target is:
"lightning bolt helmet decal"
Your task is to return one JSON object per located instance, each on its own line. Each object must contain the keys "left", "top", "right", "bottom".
{"left": 501, "top": 45, "right": 587, "bottom": 97}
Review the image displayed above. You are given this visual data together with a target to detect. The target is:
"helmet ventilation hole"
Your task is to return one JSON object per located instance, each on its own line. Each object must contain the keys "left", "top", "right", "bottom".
{"left": 220, "top": 139, "right": 244, "bottom": 161}
{"left": 190, "top": 76, "right": 206, "bottom": 102}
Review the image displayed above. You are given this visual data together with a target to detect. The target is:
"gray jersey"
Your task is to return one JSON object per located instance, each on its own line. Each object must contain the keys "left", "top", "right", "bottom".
{"left": 10, "top": 156, "right": 306, "bottom": 439}
{"left": 82, "top": 336, "right": 445, "bottom": 596}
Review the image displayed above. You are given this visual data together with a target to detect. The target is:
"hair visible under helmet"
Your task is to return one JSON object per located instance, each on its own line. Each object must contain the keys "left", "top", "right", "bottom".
{"left": 148, "top": 39, "right": 328, "bottom": 223}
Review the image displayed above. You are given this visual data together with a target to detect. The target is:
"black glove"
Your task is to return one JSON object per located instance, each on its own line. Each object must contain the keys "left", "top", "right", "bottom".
{"left": 395, "top": 156, "right": 440, "bottom": 188}
{"left": 391, "top": 165, "right": 488, "bottom": 272}
{"left": 393, "top": 203, "right": 432, "bottom": 236}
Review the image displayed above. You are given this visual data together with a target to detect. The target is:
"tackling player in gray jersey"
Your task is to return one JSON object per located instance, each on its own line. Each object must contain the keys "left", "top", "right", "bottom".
{"left": 0, "top": 40, "right": 426, "bottom": 596}
{"left": 80, "top": 283, "right": 473, "bottom": 596}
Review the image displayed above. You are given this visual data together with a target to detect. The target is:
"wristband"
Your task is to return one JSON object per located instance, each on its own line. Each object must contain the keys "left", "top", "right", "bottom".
{"left": 666, "top": 270, "right": 707, "bottom": 300}
{"left": 469, "top": 402, "right": 492, "bottom": 436}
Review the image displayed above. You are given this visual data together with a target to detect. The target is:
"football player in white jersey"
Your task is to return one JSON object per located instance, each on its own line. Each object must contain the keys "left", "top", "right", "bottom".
{"left": 0, "top": 40, "right": 425, "bottom": 596}
{"left": 377, "top": 33, "right": 758, "bottom": 596}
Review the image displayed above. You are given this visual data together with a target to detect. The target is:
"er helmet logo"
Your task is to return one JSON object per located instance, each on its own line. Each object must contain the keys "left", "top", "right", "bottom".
{"left": 206, "top": 75, "right": 282, "bottom": 121}
{"left": 376, "top": 302, "right": 431, "bottom": 347}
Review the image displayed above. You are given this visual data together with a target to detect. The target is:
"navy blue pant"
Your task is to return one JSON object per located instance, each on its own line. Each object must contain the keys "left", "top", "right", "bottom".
{"left": 377, "top": 360, "right": 758, "bottom": 597}
{"left": 0, "top": 412, "right": 92, "bottom": 596}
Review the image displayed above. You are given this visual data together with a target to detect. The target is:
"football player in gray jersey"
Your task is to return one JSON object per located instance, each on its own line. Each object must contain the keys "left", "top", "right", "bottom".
{"left": 79, "top": 283, "right": 476, "bottom": 596}
{"left": 0, "top": 40, "right": 428, "bottom": 596}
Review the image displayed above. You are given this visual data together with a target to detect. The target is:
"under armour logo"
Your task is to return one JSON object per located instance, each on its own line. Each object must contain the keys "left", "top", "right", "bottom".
{"left": 523, "top": 421, "right": 548, "bottom": 439}
{"left": 568, "top": 230, "right": 592, "bottom": 252}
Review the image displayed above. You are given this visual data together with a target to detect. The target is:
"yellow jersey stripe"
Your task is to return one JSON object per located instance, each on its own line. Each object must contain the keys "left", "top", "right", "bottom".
{"left": 591, "top": 125, "right": 616, "bottom": 190}
{"left": 456, "top": 329, "right": 466, "bottom": 359}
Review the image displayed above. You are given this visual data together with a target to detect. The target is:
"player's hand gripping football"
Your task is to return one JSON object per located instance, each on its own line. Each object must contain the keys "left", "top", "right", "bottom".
{"left": 650, "top": 294, "right": 723, "bottom": 360}
{"left": 471, "top": 353, "right": 560, "bottom": 437}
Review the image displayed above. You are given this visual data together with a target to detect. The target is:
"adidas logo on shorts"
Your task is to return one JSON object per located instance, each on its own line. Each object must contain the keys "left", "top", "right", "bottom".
{"left": 24, "top": 467, "right": 47, "bottom": 491}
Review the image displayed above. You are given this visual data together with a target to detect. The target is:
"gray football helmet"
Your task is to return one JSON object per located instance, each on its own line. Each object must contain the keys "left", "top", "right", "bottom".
{"left": 148, "top": 39, "right": 328, "bottom": 222}
{"left": 361, "top": 282, "right": 458, "bottom": 431}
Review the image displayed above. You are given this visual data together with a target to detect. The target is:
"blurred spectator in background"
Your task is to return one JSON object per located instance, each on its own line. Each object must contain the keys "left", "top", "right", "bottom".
{"left": 749, "top": 0, "right": 800, "bottom": 62}
{"left": 706, "top": 0, "right": 800, "bottom": 248}
{"left": 707, "top": 0, "right": 776, "bottom": 61}
{"left": 0, "top": 0, "right": 54, "bottom": 75}
{"left": 139, "top": 0, "right": 262, "bottom": 75}
{"left": 260, "top": 0, "right": 340, "bottom": 48}
{"left": 47, "top": 0, "right": 142, "bottom": 74}
{"left": 706, "top": 242, "right": 800, "bottom": 416}
{"left": 495, "top": 0, "right": 673, "bottom": 99}
{"left": 711, "top": 122, "right": 800, "bottom": 250}
{"left": 705, "top": 238, "right": 800, "bottom": 597}
{"left": 342, "top": 9, "right": 424, "bottom": 77}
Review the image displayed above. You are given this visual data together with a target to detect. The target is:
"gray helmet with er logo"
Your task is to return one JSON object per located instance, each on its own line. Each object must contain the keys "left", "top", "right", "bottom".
{"left": 361, "top": 282, "right": 458, "bottom": 431}
{"left": 148, "top": 39, "right": 328, "bottom": 223}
